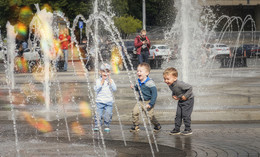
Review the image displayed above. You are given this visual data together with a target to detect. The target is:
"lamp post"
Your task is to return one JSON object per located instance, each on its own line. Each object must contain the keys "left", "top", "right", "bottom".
{"left": 142, "top": 0, "right": 146, "bottom": 30}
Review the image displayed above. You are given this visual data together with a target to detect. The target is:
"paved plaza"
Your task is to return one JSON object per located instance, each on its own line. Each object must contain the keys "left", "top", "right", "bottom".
{"left": 0, "top": 58, "right": 260, "bottom": 156}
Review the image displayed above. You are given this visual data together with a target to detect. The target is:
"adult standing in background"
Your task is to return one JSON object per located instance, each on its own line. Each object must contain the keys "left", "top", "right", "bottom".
{"left": 134, "top": 29, "right": 151, "bottom": 64}
{"left": 59, "top": 28, "right": 71, "bottom": 71}
{"left": 22, "top": 40, "right": 27, "bottom": 50}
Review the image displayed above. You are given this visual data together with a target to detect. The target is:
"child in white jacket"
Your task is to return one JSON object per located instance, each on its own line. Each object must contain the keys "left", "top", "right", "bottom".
{"left": 94, "top": 63, "right": 117, "bottom": 132}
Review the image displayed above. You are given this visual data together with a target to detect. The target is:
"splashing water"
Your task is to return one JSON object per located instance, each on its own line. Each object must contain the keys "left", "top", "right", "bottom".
{"left": 165, "top": 0, "right": 209, "bottom": 82}
{"left": 1, "top": 1, "right": 182, "bottom": 156}
{"left": 6, "top": 22, "right": 20, "bottom": 157}
{"left": 30, "top": 5, "right": 55, "bottom": 111}
{"left": 164, "top": 0, "right": 258, "bottom": 84}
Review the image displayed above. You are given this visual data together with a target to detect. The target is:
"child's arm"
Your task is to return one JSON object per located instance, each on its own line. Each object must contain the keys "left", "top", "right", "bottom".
{"left": 172, "top": 95, "right": 180, "bottom": 100}
{"left": 94, "top": 79, "right": 102, "bottom": 93}
{"left": 131, "top": 84, "right": 139, "bottom": 91}
{"left": 180, "top": 82, "right": 193, "bottom": 100}
{"left": 110, "top": 79, "right": 117, "bottom": 91}
{"left": 148, "top": 85, "right": 157, "bottom": 108}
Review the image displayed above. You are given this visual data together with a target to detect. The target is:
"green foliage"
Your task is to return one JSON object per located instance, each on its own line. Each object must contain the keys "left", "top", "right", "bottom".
{"left": 0, "top": 0, "right": 93, "bottom": 38}
{"left": 0, "top": 0, "right": 9, "bottom": 34}
{"left": 66, "top": 1, "right": 91, "bottom": 19}
{"left": 127, "top": 0, "right": 142, "bottom": 20}
{"left": 114, "top": 15, "right": 142, "bottom": 38}
{"left": 111, "top": 0, "right": 128, "bottom": 16}
{"left": 0, "top": 0, "right": 176, "bottom": 38}
{"left": 9, "top": 0, "right": 22, "bottom": 6}
{"left": 22, "top": 0, "right": 41, "bottom": 5}
{"left": 127, "top": 0, "right": 175, "bottom": 26}
{"left": 0, "top": 0, "right": 8, "bottom": 7}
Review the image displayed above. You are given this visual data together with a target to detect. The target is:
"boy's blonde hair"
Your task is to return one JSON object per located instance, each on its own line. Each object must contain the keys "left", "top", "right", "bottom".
{"left": 137, "top": 62, "right": 151, "bottom": 73}
{"left": 163, "top": 67, "right": 178, "bottom": 77}
{"left": 140, "top": 29, "right": 146, "bottom": 34}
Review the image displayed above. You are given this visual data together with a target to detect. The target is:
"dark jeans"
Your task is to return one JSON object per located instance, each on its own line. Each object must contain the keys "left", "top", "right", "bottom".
{"left": 138, "top": 51, "right": 149, "bottom": 64}
{"left": 175, "top": 97, "right": 194, "bottom": 131}
{"left": 62, "top": 49, "right": 68, "bottom": 71}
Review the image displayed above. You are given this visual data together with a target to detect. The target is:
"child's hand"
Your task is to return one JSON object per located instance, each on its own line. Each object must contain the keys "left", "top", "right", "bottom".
{"left": 108, "top": 74, "right": 113, "bottom": 84}
{"left": 146, "top": 104, "right": 151, "bottom": 109}
{"left": 130, "top": 84, "right": 134, "bottom": 89}
{"left": 181, "top": 96, "right": 187, "bottom": 101}
{"left": 101, "top": 76, "right": 106, "bottom": 85}
{"left": 172, "top": 95, "right": 180, "bottom": 100}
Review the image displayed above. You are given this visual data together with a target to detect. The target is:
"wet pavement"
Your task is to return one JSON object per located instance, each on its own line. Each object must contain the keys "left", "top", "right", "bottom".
{"left": 0, "top": 120, "right": 260, "bottom": 156}
{"left": 0, "top": 58, "right": 260, "bottom": 156}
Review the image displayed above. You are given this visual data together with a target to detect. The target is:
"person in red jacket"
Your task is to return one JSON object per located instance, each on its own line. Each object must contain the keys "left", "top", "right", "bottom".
{"left": 59, "top": 28, "right": 71, "bottom": 71}
{"left": 134, "top": 30, "right": 151, "bottom": 64}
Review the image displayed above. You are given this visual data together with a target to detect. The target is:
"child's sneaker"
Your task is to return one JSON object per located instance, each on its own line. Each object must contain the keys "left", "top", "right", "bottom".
{"left": 169, "top": 128, "right": 181, "bottom": 135}
{"left": 104, "top": 128, "right": 110, "bottom": 133}
{"left": 93, "top": 127, "right": 99, "bottom": 131}
{"left": 181, "top": 129, "right": 192, "bottom": 135}
{"left": 130, "top": 125, "right": 140, "bottom": 132}
{"left": 153, "top": 124, "right": 161, "bottom": 132}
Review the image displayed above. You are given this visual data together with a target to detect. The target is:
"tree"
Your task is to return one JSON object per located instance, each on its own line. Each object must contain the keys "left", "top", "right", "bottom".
{"left": 0, "top": 0, "right": 41, "bottom": 37}
{"left": 127, "top": 0, "right": 142, "bottom": 20}
{"left": 0, "top": 0, "right": 93, "bottom": 38}
{"left": 146, "top": 0, "right": 175, "bottom": 26}
{"left": 0, "top": 0, "right": 11, "bottom": 35}
{"left": 111, "top": 0, "right": 128, "bottom": 16}
{"left": 126, "top": 0, "right": 175, "bottom": 27}
{"left": 114, "top": 15, "right": 142, "bottom": 39}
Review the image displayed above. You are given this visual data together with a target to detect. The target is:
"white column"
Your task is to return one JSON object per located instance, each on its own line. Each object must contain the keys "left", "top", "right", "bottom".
{"left": 142, "top": 0, "right": 146, "bottom": 30}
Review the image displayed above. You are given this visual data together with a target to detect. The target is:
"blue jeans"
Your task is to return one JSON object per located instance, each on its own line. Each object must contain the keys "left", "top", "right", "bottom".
{"left": 95, "top": 102, "right": 113, "bottom": 128}
{"left": 62, "top": 49, "right": 68, "bottom": 71}
{"left": 138, "top": 51, "right": 149, "bottom": 64}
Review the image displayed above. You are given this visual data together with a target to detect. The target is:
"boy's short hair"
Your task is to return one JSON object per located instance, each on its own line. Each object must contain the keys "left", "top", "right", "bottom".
{"left": 163, "top": 67, "right": 178, "bottom": 77}
{"left": 137, "top": 62, "right": 151, "bottom": 73}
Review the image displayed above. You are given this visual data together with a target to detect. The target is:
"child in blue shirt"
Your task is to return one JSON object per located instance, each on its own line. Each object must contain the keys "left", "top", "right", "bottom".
{"left": 130, "top": 62, "right": 161, "bottom": 132}
{"left": 94, "top": 63, "right": 117, "bottom": 132}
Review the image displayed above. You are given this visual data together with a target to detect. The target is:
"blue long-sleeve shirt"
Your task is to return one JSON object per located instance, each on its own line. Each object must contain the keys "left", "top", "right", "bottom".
{"left": 135, "top": 77, "right": 157, "bottom": 107}
{"left": 94, "top": 77, "right": 117, "bottom": 103}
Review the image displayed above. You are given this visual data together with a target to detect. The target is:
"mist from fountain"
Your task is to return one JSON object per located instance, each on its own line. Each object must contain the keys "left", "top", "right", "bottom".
{"left": 5, "top": 22, "right": 20, "bottom": 156}
{"left": 6, "top": 22, "right": 16, "bottom": 90}
{"left": 0, "top": 0, "right": 159, "bottom": 156}
{"left": 7, "top": 0, "right": 260, "bottom": 156}
{"left": 28, "top": 4, "right": 55, "bottom": 111}
{"left": 51, "top": 0, "right": 163, "bottom": 155}
{"left": 164, "top": 0, "right": 258, "bottom": 84}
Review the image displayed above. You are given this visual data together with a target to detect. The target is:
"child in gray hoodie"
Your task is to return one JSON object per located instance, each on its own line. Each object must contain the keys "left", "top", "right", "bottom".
{"left": 163, "top": 67, "right": 194, "bottom": 135}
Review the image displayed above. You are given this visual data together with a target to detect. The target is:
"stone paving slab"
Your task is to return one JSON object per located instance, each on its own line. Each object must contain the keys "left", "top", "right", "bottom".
{"left": 39, "top": 123, "right": 260, "bottom": 157}
{"left": 1, "top": 61, "right": 260, "bottom": 122}
{"left": 1, "top": 59, "right": 260, "bottom": 156}
{"left": 0, "top": 109, "right": 259, "bottom": 156}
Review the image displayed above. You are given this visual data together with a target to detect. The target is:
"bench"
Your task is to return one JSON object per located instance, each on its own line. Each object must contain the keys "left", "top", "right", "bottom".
{"left": 220, "top": 56, "right": 247, "bottom": 68}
